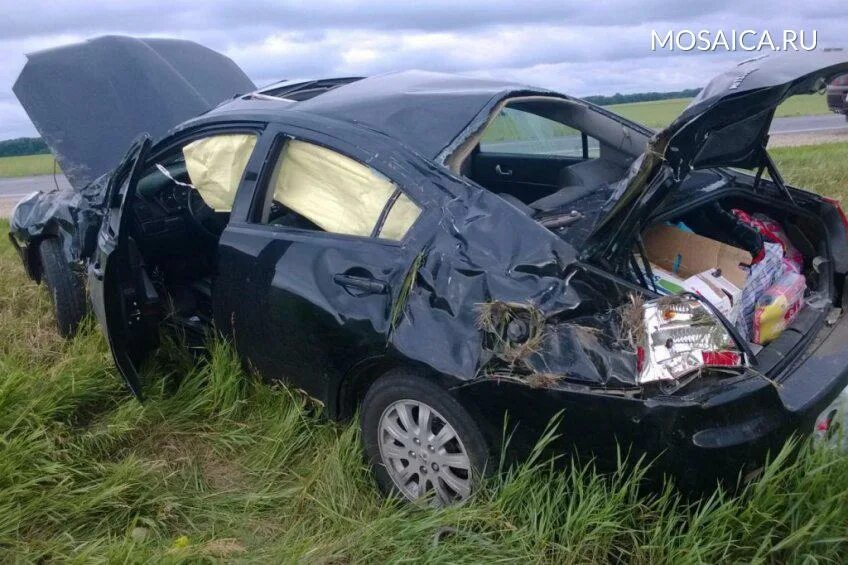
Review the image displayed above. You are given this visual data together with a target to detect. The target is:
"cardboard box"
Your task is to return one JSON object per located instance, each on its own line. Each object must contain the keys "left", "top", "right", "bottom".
{"left": 643, "top": 224, "right": 751, "bottom": 289}
{"left": 643, "top": 224, "right": 752, "bottom": 321}
{"left": 647, "top": 265, "right": 687, "bottom": 295}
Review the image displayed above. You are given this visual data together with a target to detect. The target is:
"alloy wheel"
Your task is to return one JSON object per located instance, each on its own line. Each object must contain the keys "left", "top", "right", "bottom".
{"left": 378, "top": 399, "right": 473, "bottom": 504}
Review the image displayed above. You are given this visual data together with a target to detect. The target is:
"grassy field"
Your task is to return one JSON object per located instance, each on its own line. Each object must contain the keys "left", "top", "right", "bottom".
{"left": 1, "top": 143, "right": 847, "bottom": 561}
{"left": 0, "top": 154, "right": 57, "bottom": 178}
{"left": 773, "top": 142, "right": 848, "bottom": 202}
{"left": 608, "top": 93, "right": 831, "bottom": 129}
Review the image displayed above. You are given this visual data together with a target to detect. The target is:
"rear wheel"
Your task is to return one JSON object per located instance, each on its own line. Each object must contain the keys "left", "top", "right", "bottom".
{"left": 39, "top": 237, "right": 87, "bottom": 338}
{"left": 361, "top": 370, "right": 489, "bottom": 505}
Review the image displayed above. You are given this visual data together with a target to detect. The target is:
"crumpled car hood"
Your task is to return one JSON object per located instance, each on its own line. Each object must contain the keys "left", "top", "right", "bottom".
{"left": 13, "top": 35, "right": 256, "bottom": 191}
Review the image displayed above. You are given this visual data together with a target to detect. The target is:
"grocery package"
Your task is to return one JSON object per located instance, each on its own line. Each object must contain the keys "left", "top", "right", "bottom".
{"left": 752, "top": 271, "right": 807, "bottom": 344}
{"left": 647, "top": 265, "right": 686, "bottom": 295}
{"left": 737, "top": 242, "right": 784, "bottom": 341}
{"left": 645, "top": 265, "right": 740, "bottom": 320}
{"left": 732, "top": 210, "right": 804, "bottom": 273}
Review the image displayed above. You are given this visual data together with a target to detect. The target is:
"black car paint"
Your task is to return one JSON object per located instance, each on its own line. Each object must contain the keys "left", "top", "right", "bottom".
{"left": 9, "top": 40, "right": 848, "bottom": 490}
{"left": 99, "top": 107, "right": 848, "bottom": 491}
{"left": 88, "top": 135, "right": 154, "bottom": 398}
{"left": 458, "top": 305, "right": 848, "bottom": 491}
{"left": 13, "top": 36, "right": 256, "bottom": 191}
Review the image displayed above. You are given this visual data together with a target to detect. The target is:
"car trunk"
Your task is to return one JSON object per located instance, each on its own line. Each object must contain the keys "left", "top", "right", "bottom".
{"left": 629, "top": 186, "right": 838, "bottom": 380}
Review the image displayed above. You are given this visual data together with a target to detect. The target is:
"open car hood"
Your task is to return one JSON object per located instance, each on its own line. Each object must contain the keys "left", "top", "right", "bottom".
{"left": 588, "top": 52, "right": 848, "bottom": 258}
{"left": 13, "top": 36, "right": 256, "bottom": 191}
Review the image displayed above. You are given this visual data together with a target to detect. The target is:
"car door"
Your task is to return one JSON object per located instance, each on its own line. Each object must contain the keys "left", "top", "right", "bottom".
{"left": 88, "top": 135, "right": 156, "bottom": 398}
{"left": 214, "top": 132, "right": 427, "bottom": 403}
{"left": 89, "top": 125, "right": 266, "bottom": 399}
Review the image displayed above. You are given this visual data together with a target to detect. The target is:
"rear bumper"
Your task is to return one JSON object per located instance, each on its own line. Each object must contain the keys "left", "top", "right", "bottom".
{"left": 455, "top": 309, "right": 848, "bottom": 490}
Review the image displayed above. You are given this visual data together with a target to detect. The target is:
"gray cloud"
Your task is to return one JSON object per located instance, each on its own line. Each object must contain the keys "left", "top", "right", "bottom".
{"left": 1, "top": 1, "right": 845, "bottom": 138}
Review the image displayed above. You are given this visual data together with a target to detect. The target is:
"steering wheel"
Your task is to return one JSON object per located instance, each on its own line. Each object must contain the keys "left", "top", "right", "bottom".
{"left": 186, "top": 188, "right": 227, "bottom": 241}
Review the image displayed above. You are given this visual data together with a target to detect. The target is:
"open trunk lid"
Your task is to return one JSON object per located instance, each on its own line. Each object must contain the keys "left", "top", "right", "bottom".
{"left": 13, "top": 35, "right": 256, "bottom": 191}
{"left": 666, "top": 51, "right": 848, "bottom": 172}
{"left": 587, "top": 52, "right": 848, "bottom": 260}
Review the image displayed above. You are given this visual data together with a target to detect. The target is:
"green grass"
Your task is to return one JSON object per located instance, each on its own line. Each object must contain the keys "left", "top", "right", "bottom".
{"left": 1, "top": 143, "right": 848, "bottom": 561}
{"left": 608, "top": 93, "right": 832, "bottom": 129}
{"left": 772, "top": 142, "right": 848, "bottom": 202}
{"left": 0, "top": 154, "right": 57, "bottom": 178}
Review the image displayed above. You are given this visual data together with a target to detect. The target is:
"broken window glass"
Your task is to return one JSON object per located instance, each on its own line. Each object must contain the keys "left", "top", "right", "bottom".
{"left": 480, "top": 107, "right": 600, "bottom": 158}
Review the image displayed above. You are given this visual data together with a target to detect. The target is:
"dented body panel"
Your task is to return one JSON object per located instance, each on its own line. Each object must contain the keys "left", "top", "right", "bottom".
{"left": 8, "top": 38, "right": 848, "bottom": 490}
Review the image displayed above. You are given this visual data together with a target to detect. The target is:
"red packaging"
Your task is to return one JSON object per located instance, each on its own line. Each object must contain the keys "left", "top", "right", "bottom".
{"left": 732, "top": 209, "right": 804, "bottom": 273}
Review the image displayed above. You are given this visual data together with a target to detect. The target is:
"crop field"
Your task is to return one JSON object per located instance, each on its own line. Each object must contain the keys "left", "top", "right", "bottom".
{"left": 0, "top": 142, "right": 847, "bottom": 561}
{"left": 608, "top": 93, "right": 831, "bottom": 129}
{"left": 0, "top": 154, "right": 57, "bottom": 178}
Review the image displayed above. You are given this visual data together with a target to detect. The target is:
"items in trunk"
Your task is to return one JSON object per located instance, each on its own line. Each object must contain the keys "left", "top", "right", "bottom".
{"left": 732, "top": 209, "right": 804, "bottom": 273}
{"left": 753, "top": 271, "right": 807, "bottom": 344}
{"left": 642, "top": 209, "right": 808, "bottom": 346}
{"left": 737, "top": 242, "right": 785, "bottom": 341}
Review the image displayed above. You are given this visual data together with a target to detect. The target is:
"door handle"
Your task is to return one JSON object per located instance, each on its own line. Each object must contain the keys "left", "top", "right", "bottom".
{"left": 495, "top": 164, "right": 513, "bottom": 176}
{"left": 333, "top": 273, "right": 388, "bottom": 296}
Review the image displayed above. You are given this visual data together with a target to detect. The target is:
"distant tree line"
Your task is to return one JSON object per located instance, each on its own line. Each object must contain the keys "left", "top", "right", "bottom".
{"left": 0, "top": 137, "right": 50, "bottom": 158}
{"left": 584, "top": 88, "right": 702, "bottom": 106}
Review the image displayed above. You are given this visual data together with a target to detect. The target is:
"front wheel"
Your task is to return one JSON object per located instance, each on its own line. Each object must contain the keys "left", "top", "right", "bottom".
{"left": 38, "top": 237, "right": 88, "bottom": 338}
{"left": 361, "top": 370, "right": 489, "bottom": 505}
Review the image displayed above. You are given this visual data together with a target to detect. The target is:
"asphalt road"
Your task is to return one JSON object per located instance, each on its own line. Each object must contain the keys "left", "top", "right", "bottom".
{"left": 771, "top": 114, "right": 848, "bottom": 135}
{"left": 0, "top": 173, "right": 71, "bottom": 198}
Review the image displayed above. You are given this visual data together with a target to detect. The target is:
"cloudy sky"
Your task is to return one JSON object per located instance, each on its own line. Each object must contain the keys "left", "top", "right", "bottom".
{"left": 2, "top": 1, "right": 845, "bottom": 139}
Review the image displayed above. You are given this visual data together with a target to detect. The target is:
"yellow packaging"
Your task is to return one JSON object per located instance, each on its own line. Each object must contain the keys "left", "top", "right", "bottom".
{"left": 752, "top": 271, "right": 806, "bottom": 344}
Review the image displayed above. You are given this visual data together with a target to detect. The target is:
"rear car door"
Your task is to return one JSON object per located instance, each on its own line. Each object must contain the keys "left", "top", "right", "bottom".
{"left": 89, "top": 135, "right": 154, "bottom": 398}
{"left": 214, "top": 131, "right": 426, "bottom": 403}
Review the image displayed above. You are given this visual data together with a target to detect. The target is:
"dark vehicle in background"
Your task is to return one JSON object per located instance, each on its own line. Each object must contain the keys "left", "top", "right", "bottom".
{"left": 8, "top": 37, "right": 848, "bottom": 504}
{"left": 827, "top": 74, "right": 848, "bottom": 119}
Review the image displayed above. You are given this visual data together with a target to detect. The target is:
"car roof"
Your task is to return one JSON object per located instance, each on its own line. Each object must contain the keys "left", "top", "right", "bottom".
{"left": 206, "top": 70, "right": 556, "bottom": 161}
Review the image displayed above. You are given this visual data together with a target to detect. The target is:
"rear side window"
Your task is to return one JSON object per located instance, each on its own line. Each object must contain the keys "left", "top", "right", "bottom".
{"left": 259, "top": 140, "right": 420, "bottom": 240}
{"left": 480, "top": 107, "right": 600, "bottom": 159}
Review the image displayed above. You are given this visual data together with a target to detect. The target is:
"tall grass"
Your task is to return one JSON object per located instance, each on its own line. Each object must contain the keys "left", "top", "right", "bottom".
{"left": 2, "top": 138, "right": 848, "bottom": 563}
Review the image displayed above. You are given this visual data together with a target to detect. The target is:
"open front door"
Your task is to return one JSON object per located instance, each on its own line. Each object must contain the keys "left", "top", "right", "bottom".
{"left": 89, "top": 135, "right": 158, "bottom": 399}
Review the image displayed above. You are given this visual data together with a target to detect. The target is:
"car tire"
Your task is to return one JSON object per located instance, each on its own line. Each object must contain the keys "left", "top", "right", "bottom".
{"left": 361, "top": 369, "right": 490, "bottom": 505}
{"left": 39, "top": 237, "right": 88, "bottom": 338}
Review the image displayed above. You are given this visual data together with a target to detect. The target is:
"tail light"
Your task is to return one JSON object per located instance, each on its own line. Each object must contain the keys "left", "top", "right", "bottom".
{"left": 832, "top": 75, "right": 848, "bottom": 86}
{"left": 639, "top": 297, "right": 747, "bottom": 384}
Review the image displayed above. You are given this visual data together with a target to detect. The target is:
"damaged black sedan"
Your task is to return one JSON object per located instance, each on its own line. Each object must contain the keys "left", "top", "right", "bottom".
{"left": 9, "top": 37, "right": 848, "bottom": 503}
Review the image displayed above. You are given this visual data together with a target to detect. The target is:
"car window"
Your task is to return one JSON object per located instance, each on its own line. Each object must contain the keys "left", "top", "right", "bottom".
{"left": 259, "top": 140, "right": 420, "bottom": 240}
{"left": 479, "top": 107, "right": 600, "bottom": 159}
{"left": 181, "top": 133, "right": 258, "bottom": 212}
